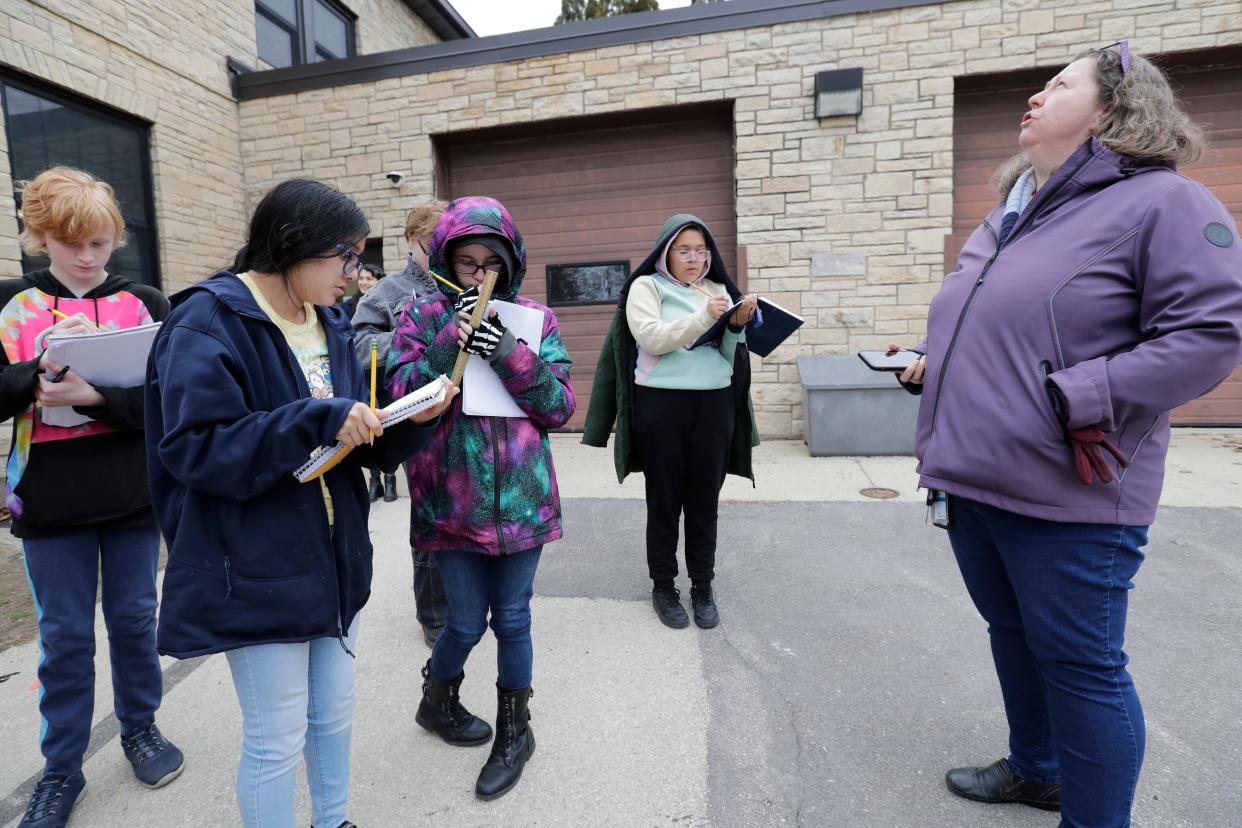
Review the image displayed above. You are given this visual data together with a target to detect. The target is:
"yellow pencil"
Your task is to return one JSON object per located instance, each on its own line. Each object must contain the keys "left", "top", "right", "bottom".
{"left": 430, "top": 271, "right": 463, "bottom": 293}
{"left": 50, "top": 308, "right": 98, "bottom": 332}
{"left": 369, "top": 340, "right": 378, "bottom": 442}
{"left": 688, "top": 280, "right": 714, "bottom": 299}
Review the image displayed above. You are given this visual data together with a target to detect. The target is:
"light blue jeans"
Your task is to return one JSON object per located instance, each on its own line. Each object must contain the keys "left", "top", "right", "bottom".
{"left": 225, "top": 619, "right": 359, "bottom": 828}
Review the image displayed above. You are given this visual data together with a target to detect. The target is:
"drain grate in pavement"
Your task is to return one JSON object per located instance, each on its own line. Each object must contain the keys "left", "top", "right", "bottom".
{"left": 860, "top": 487, "right": 900, "bottom": 499}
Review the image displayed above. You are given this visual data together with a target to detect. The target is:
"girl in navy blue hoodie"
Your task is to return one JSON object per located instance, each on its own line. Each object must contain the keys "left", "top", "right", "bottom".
{"left": 146, "top": 180, "right": 454, "bottom": 828}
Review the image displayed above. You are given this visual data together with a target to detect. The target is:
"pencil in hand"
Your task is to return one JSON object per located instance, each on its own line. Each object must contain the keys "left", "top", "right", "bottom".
{"left": 369, "top": 340, "right": 378, "bottom": 444}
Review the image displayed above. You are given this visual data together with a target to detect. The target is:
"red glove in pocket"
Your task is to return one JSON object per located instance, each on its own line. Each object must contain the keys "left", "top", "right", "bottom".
{"left": 1067, "top": 427, "right": 1129, "bottom": 485}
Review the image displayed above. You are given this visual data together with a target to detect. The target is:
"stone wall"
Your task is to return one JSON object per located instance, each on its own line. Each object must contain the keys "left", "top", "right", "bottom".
{"left": 0, "top": 0, "right": 440, "bottom": 288}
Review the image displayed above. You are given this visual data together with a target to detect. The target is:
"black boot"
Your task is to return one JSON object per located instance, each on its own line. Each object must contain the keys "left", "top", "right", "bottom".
{"left": 475, "top": 685, "right": 535, "bottom": 801}
{"left": 368, "top": 470, "right": 382, "bottom": 502}
{"left": 414, "top": 662, "right": 492, "bottom": 746}
{"left": 946, "top": 758, "right": 1061, "bottom": 811}
{"left": 383, "top": 473, "right": 398, "bottom": 502}
{"left": 689, "top": 583, "right": 719, "bottom": 629}
{"left": 651, "top": 584, "right": 689, "bottom": 629}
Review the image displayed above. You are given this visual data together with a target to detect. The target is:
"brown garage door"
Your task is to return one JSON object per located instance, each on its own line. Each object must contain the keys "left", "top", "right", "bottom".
{"left": 950, "top": 46, "right": 1242, "bottom": 425}
{"left": 436, "top": 103, "right": 737, "bottom": 429}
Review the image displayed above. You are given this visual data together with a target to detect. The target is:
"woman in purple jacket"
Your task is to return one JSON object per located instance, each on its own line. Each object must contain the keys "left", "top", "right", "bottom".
{"left": 899, "top": 43, "right": 1242, "bottom": 827}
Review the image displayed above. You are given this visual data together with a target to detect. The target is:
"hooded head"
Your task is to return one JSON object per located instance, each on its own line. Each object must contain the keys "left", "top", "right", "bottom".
{"left": 427, "top": 196, "right": 527, "bottom": 302}
{"left": 629, "top": 213, "right": 739, "bottom": 301}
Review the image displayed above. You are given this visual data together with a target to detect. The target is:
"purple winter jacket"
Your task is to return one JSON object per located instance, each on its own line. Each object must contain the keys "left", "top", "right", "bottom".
{"left": 914, "top": 138, "right": 1242, "bottom": 525}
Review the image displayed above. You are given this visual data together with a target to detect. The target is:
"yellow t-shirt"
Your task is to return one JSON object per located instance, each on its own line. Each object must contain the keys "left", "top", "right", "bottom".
{"left": 239, "top": 273, "right": 335, "bottom": 524}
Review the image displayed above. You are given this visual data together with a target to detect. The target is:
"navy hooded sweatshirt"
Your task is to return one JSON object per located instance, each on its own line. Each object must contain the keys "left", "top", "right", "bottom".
{"left": 145, "top": 272, "right": 433, "bottom": 658}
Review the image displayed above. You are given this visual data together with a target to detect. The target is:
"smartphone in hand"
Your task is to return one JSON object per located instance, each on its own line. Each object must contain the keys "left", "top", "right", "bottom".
{"left": 857, "top": 350, "right": 920, "bottom": 372}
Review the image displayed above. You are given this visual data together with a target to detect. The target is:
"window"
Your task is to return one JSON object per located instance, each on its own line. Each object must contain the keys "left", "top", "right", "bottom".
{"left": 545, "top": 262, "right": 631, "bottom": 307}
{"left": 1, "top": 73, "right": 161, "bottom": 288}
{"left": 256, "top": 0, "right": 356, "bottom": 68}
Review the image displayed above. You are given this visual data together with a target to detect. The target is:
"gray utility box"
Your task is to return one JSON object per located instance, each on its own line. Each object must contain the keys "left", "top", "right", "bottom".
{"left": 797, "top": 355, "right": 920, "bottom": 456}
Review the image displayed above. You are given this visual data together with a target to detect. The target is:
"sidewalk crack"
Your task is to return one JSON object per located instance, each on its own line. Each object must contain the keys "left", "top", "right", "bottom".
{"left": 718, "top": 625, "right": 810, "bottom": 827}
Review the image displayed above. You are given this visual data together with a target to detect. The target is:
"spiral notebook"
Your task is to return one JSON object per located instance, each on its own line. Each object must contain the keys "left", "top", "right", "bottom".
{"left": 41, "top": 322, "right": 162, "bottom": 427}
{"left": 293, "top": 376, "right": 447, "bottom": 483}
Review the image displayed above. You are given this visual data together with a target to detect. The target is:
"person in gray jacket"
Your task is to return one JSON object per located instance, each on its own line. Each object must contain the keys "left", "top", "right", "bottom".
{"left": 899, "top": 44, "right": 1242, "bottom": 827}
{"left": 352, "top": 200, "right": 448, "bottom": 647}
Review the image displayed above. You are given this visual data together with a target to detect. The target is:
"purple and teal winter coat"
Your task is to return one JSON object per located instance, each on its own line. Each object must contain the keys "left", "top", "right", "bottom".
{"left": 914, "top": 138, "right": 1242, "bottom": 525}
{"left": 387, "top": 197, "right": 575, "bottom": 555}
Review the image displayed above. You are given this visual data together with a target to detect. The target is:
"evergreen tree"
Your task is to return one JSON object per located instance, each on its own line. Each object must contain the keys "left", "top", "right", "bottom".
{"left": 556, "top": 0, "right": 660, "bottom": 25}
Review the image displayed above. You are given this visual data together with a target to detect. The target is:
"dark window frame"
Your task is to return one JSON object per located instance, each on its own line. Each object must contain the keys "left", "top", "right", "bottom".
{"left": 256, "top": 0, "right": 357, "bottom": 68}
{"left": 0, "top": 69, "right": 162, "bottom": 289}
{"left": 545, "top": 260, "right": 632, "bottom": 308}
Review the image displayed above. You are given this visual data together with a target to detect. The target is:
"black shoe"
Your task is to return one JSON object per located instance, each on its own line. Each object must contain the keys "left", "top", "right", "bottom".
{"left": 368, "top": 472, "right": 382, "bottom": 502}
{"left": 19, "top": 772, "right": 86, "bottom": 828}
{"left": 946, "top": 758, "right": 1061, "bottom": 812}
{"left": 121, "top": 723, "right": 185, "bottom": 789}
{"left": 415, "top": 662, "right": 493, "bottom": 746}
{"left": 312, "top": 822, "right": 357, "bottom": 828}
{"left": 475, "top": 685, "right": 535, "bottom": 801}
{"left": 690, "top": 584, "right": 719, "bottom": 629}
{"left": 652, "top": 585, "right": 689, "bottom": 629}
{"left": 423, "top": 625, "right": 443, "bottom": 648}
{"left": 383, "top": 474, "right": 398, "bottom": 502}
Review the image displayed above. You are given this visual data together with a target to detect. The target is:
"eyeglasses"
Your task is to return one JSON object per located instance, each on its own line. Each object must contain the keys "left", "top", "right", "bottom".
{"left": 672, "top": 249, "right": 709, "bottom": 262}
{"left": 334, "top": 244, "right": 364, "bottom": 276}
{"left": 452, "top": 259, "right": 502, "bottom": 278}
{"left": 1100, "top": 39, "right": 1131, "bottom": 75}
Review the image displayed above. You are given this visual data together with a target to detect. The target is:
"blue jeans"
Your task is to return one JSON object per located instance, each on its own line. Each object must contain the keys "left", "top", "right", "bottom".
{"left": 948, "top": 497, "right": 1148, "bottom": 828}
{"left": 22, "top": 526, "right": 163, "bottom": 775}
{"left": 225, "top": 619, "right": 359, "bottom": 828}
{"left": 429, "top": 546, "right": 541, "bottom": 690}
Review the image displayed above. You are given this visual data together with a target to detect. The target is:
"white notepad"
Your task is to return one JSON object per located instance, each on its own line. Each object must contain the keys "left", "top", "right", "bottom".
{"left": 293, "top": 376, "right": 448, "bottom": 483}
{"left": 41, "top": 322, "right": 162, "bottom": 427}
{"left": 462, "top": 300, "right": 545, "bottom": 418}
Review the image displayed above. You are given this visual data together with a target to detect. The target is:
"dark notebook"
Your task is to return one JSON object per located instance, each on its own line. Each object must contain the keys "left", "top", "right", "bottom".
{"left": 689, "top": 297, "right": 804, "bottom": 357}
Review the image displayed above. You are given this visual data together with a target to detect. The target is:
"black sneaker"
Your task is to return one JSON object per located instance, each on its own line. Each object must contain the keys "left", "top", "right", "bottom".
{"left": 690, "top": 584, "right": 719, "bottom": 628}
{"left": 121, "top": 723, "right": 185, "bottom": 788}
{"left": 312, "top": 822, "right": 358, "bottom": 828}
{"left": 651, "top": 585, "right": 689, "bottom": 629}
{"left": 19, "top": 772, "right": 85, "bottom": 828}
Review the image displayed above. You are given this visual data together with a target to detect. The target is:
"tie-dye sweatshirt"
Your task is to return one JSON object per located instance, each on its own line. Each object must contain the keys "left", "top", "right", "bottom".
{"left": 387, "top": 196, "right": 575, "bottom": 556}
{"left": 0, "top": 269, "right": 169, "bottom": 537}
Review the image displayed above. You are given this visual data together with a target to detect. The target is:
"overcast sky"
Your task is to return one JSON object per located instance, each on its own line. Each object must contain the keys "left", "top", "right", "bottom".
{"left": 451, "top": 0, "right": 694, "bottom": 37}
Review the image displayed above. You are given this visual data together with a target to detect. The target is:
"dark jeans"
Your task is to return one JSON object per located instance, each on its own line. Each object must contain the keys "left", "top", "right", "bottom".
{"left": 411, "top": 546, "right": 448, "bottom": 631}
{"left": 948, "top": 496, "right": 1148, "bottom": 828}
{"left": 428, "top": 546, "right": 542, "bottom": 690}
{"left": 22, "top": 526, "right": 164, "bottom": 775}
{"left": 633, "top": 385, "right": 734, "bottom": 585}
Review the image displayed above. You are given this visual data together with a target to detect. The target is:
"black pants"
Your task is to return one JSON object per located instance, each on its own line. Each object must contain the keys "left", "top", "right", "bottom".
{"left": 404, "top": 460, "right": 448, "bottom": 631}
{"left": 633, "top": 385, "right": 734, "bottom": 584}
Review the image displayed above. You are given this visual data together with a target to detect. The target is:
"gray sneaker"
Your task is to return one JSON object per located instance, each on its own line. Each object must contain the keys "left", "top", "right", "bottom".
{"left": 121, "top": 724, "right": 185, "bottom": 788}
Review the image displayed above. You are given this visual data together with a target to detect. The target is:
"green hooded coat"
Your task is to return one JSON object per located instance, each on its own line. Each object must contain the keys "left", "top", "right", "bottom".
{"left": 581, "top": 214, "right": 759, "bottom": 483}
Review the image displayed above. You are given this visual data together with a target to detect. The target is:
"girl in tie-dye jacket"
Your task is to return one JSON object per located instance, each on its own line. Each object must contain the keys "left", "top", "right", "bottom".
{"left": 387, "top": 196, "right": 572, "bottom": 800}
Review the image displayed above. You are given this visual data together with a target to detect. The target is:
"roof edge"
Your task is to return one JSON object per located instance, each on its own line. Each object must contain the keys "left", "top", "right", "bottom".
{"left": 404, "top": 0, "right": 476, "bottom": 40}
{"left": 237, "top": 0, "right": 948, "bottom": 100}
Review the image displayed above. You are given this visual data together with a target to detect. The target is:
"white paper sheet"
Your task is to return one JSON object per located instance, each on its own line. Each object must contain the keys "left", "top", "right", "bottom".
{"left": 462, "top": 300, "right": 545, "bottom": 418}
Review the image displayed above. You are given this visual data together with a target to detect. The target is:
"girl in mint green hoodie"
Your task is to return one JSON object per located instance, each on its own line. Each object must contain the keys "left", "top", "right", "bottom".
{"left": 623, "top": 216, "right": 756, "bottom": 631}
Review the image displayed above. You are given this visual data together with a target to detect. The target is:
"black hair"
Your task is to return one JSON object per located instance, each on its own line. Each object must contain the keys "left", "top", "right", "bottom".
{"left": 231, "top": 179, "right": 369, "bottom": 276}
{"left": 359, "top": 263, "right": 385, "bottom": 280}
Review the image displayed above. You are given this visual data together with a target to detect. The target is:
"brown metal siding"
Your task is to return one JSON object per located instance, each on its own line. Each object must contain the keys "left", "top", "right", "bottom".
{"left": 949, "top": 47, "right": 1242, "bottom": 425}
{"left": 438, "top": 105, "right": 737, "bottom": 429}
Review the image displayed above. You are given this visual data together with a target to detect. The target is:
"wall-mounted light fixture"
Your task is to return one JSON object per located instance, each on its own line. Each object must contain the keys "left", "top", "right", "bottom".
{"left": 814, "top": 67, "right": 864, "bottom": 118}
